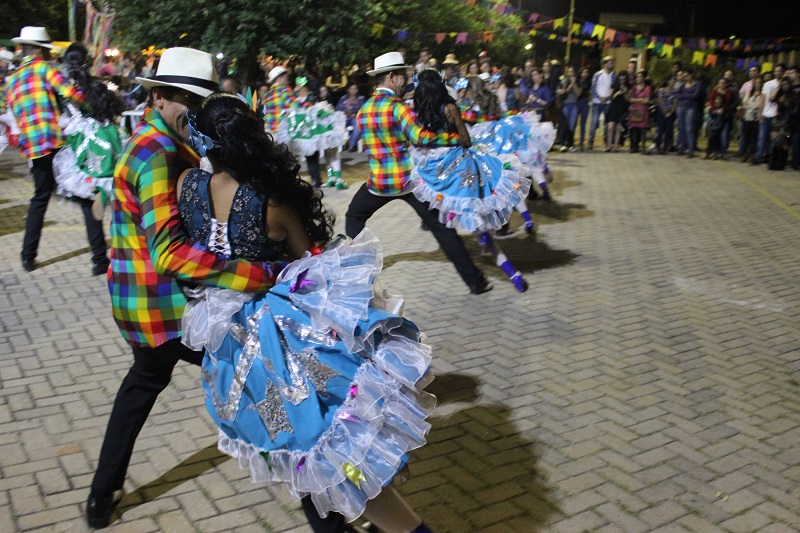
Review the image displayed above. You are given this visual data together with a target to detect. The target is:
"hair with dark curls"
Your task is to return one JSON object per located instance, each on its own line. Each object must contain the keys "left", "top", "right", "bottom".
{"left": 196, "top": 92, "right": 334, "bottom": 245}
{"left": 64, "top": 43, "right": 123, "bottom": 123}
{"left": 413, "top": 69, "right": 456, "bottom": 132}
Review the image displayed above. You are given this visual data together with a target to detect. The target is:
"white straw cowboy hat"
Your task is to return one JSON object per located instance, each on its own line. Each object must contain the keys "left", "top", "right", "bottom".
{"left": 267, "top": 66, "right": 288, "bottom": 84}
{"left": 442, "top": 53, "right": 459, "bottom": 66}
{"left": 135, "top": 47, "right": 219, "bottom": 98}
{"left": 11, "top": 26, "right": 56, "bottom": 49}
{"left": 367, "top": 52, "right": 410, "bottom": 76}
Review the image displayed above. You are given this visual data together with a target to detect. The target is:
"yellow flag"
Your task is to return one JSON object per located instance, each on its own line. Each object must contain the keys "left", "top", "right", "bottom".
{"left": 571, "top": 23, "right": 581, "bottom": 37}
{"left": 553, "top": 18, "right": 565, "bottom": 30}
{"left": 661, "top": 44, "right": 673, "bottom": 58}
{"left": 692, "top": 51, "right": 705, "bottom": 65}
{"left": 371, "top": 23, "right": 384, "bottom": 37}
{"left": 592, "top": 24, "right": 605, "bottom": 39}
{"left": 674, "top": 38, "right": 682, "bottom": 48}
{"left": 761, "top": 62, "right": 773, "bottom": 74}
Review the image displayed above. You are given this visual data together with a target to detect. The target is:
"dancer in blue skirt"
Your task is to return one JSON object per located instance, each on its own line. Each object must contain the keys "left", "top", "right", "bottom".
{"left": 178, "top": 92, "right": 436, "bottom": 532}
{"left": 410, "top": 70, "right": 532, "bottom": 292}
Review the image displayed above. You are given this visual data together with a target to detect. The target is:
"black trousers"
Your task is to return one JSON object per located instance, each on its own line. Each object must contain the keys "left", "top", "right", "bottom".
{"left": 22, "top": 149, "right": 107, "bottom": 264}
{"left": 306, "top": 153, "right": 322, "bottom": 187}
{"left": 345, "top": 185, "right": 484, "bottom": 287}
{"left": 91, "top": 338, "right": 346, "bottom": 532}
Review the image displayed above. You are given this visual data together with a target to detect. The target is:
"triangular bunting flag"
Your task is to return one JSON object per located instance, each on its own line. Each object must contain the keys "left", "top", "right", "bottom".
{"left": 692, "top": 51, "right": 705, "bottom": 65}
{"left": 592, "top": 24, "right": 605, "bottom": 39}
{"left": 553, "top": 18, "right": 565, "bottom": 30}
{"left": 604, "top": 28, "right": 616, "bottom": 42}
{"left": 661, "top": 44, "right": 673, "bottom": 58}
{"left": 435, "top": 33, "right": 446, "bottom": 44}
{"left": 371, "top": 23, "right": 384, "bottom": 37}
{"left": 704, "top": 54, "right": 717, "bottom": 67}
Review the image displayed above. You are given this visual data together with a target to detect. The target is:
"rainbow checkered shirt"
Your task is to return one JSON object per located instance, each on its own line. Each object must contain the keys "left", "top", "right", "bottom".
{"left": 357, "top": 88, "right": 459, "bottom": 196}
{"left": 263, "top": 84, "right": 296, "bottom": 133}
{"left": 110, "top": 109, "right": 279, "bottom": 348}
{"left": 4, "top": 56, "right": 83, "bottom": 159}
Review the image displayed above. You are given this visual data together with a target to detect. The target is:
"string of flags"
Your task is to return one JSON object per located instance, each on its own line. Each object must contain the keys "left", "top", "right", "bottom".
{"left": 525, "top": 12, "right": 796, "bottom": 57}
{"left": 368, "top": 4, "right": 796, "bottom": 67}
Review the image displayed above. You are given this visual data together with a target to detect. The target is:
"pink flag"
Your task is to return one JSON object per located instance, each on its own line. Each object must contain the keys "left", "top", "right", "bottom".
{"left": 456, "top": 32, "right": 468, "bottom": 45}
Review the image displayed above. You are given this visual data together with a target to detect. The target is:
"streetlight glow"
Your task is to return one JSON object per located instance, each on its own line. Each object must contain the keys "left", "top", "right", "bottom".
{"left": 525, "top": 43, "right": 533, "bottom": 50}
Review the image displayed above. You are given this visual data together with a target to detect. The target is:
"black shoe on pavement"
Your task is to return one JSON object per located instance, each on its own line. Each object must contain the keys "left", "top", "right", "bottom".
{"left": 92, "top": 261, "right": 110, "bottom": 276}
{"left": 469, "top": 277, "right": 493, "bottom": 295}
{"left": 420, "top": 221, "right": 431, "bottom": 231}
{"left": 86, "top": 492, "right": 121, "bottom": 529}
{"left": 22, "top": 259, "right": 36, "bottom": 272}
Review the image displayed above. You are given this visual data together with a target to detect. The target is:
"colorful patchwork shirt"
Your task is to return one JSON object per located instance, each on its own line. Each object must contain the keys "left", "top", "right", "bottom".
{"left": 110, "top": 108, "right": 279, "bottom": 348}
{"left": 357, "top": 88, "right": 459, "bottom": 196}
{"left": 263, "top": 84, "right": 296, "bottom": 133}
{"left": 4, "top": 55, "right": 84, "bottom": 159}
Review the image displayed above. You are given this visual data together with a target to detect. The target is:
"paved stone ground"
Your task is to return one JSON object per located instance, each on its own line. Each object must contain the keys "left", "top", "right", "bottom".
{"left": 1, "top": 146, "right": 799, "bottom": 533}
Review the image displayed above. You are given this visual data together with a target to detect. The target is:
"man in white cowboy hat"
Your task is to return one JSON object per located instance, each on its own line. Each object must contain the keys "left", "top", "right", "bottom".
{"left": 86, "top": 46, "right": 283, "bottom": 529}
{"left": 4, "top": 26, "right": 111, "bottom": 274}
{"left": 345, "top": 51, "right": 492, "bottom": 295}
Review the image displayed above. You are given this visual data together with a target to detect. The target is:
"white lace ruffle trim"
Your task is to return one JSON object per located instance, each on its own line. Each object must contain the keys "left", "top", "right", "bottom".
{"left": 410, "top": 150, "right": 532, "bottom": 233}
{"left": 218, "top": 326, "right": 435, "bottom": 522}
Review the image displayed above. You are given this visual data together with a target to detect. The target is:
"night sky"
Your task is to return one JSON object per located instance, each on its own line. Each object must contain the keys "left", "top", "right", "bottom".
{"left": 524, "top": 0, "right": 797, "bottom": 39}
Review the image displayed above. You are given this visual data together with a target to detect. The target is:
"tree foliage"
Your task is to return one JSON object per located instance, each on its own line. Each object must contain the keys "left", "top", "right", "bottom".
{"left": 108, "top": 0, "right": 528, "bottom": 80}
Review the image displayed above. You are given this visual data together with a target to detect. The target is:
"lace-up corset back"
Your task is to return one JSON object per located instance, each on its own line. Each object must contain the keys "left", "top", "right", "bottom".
{"left": 179, "top": 168, "right": 288, "bottom": 261}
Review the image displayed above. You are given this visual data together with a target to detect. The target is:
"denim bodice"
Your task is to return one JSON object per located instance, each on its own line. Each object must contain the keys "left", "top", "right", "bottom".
{"left": 179, "top": 168, "right": 288, "bottom": 261}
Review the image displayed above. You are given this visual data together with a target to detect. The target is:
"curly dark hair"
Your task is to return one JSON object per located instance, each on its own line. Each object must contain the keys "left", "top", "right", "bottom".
{"left": 196, "top": 92, "right": 334, "bottom": 245}
{"left": 413, "top": 69, "right": 456, "bottom": 132}
{"left": 63, "top": 43, "right": 123, "bottom": 123}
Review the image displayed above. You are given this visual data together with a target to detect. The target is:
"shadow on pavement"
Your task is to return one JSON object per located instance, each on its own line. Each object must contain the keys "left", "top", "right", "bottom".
{"left": 426, "top": 373, "right": 480, "bottom": 404}
{"left": 114, "top": 443, "right": 230, "bottom": 521}
{"left": 410, "top": 404, "right": 559, "bottom": 532}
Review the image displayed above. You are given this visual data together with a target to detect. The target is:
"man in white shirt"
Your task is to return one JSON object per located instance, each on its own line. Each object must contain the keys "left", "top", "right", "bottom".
{"left": 588, "top": 56, "right": 616, "bottom": 150}
{"left": 754, "top": 63, "right": 785, "bottom": 164}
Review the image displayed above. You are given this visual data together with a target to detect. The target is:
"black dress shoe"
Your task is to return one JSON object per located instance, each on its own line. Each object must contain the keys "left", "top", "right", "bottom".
{"left": 92, "top": 261, "right": 110, "bottom": 276}
{"left": 22, "top": 259, "right": 36, "bottom": 272}
{"left": 86, "top": 492, "right": 120, "bottom": 529}
{"left": 469, "top": 277, "right": 493, "bottom": 295}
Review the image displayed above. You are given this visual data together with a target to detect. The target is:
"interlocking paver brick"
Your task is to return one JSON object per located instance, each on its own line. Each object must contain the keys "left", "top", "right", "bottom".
{"left": 3, "top": 149, "right": 800, "bottom": 531}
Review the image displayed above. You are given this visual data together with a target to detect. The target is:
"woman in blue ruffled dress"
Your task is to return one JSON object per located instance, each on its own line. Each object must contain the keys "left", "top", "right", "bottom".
{"left": 410, "top": 70, "right": 532, "bottom": 292}
{"left": 177, "top": 93, "right": 436, "bottom": 532}
{"left": 464, "top": 75, "right": 556, "bottom": 205}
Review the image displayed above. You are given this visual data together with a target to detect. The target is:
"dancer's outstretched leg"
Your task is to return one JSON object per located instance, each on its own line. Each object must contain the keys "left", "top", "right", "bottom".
{"left": 515, "top": 200, "right": 535, "bottom": 235}
{"left": 324, "top": 148, "right": 347, "bottom": 189}
{"left": 481, "top": 232, "right": 528, "bottom": 292}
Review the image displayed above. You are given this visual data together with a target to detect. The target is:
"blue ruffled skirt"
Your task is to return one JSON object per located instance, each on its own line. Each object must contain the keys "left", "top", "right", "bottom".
{"left": 410, "top": 146, "right": 531, "bottom": 232}
{"left": 181, "top": 231, "right": 434, "bottom": 521}
{"left": 469, "top": 113, "right": 556, "bottom": 183}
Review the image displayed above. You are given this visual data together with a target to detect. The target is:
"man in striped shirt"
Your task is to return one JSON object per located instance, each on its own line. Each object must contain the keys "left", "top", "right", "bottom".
{"left": 345, "top": 52, "right": 491, "bottom": 294}
{"left": 4, "top": 26, "right": 107, "bottom": 273}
